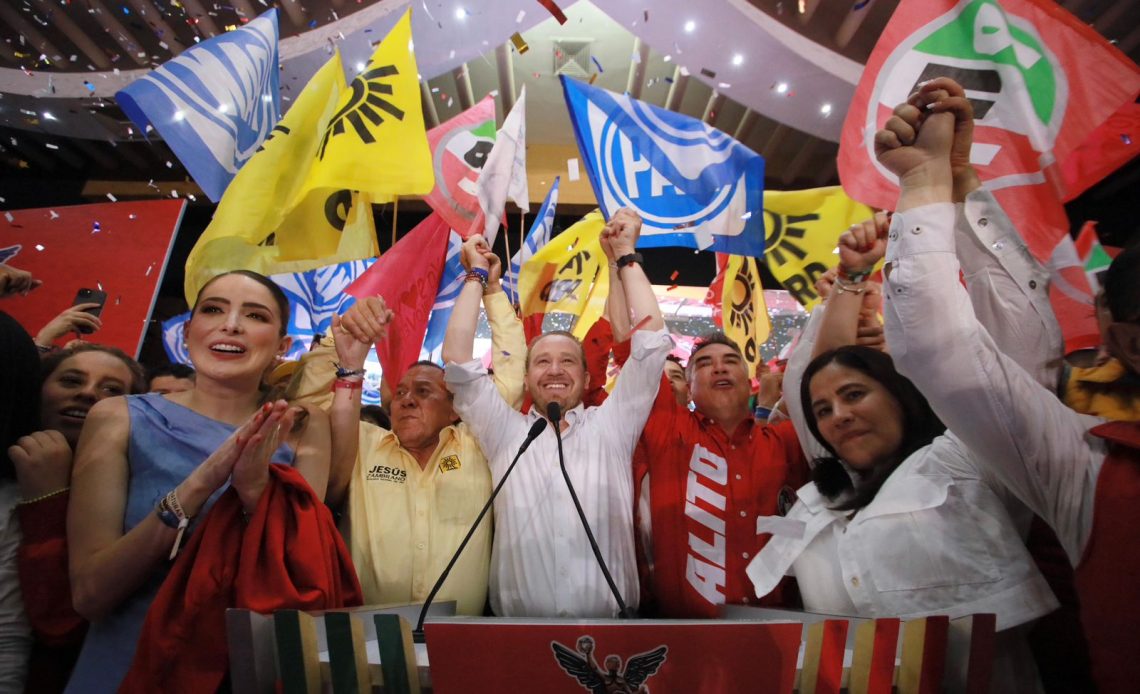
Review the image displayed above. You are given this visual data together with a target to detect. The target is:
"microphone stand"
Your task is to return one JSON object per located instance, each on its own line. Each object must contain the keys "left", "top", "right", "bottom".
{"left": 413, "top": 418, "right": 547, "bottom": 643}
{"left": 547, "top": 402, "right": 636, "bottom": 619}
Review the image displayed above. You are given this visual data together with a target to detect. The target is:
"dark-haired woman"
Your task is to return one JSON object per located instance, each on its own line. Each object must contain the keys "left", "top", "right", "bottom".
{"left": 749, "top": 203, "right": 1059, "bottom": 690}
{"left": 63, "top": 270, "right": 341, "bottom": 693}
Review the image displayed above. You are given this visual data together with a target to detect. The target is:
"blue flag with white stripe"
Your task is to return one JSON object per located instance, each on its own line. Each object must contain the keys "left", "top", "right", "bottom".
{"left": 503, "top": 178, "right": 560, "bottom": 305}
{"left": 421, "top": 230, "right": 466, "bottom": 358}
{"left": 162, "top": 258, "right": 374, "bottom": 365}
{"left": 116, "top": 10, "right": 281, "bottom": 202}
{"left": 560, "top": 76, "right": 765, "bottom": 256}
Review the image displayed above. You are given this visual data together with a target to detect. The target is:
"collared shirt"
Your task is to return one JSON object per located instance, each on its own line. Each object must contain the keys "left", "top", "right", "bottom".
{"left": 294, "top": 290, "right": 527, "bottom": 615}
{"left": 445, "top": 328, "right": 672, "bottom": 618}
{"left": 637, "top": 384, "right": 806, "bottom": 618}
{"left": 341, "top": 422, "right": 491, "bottom": 615}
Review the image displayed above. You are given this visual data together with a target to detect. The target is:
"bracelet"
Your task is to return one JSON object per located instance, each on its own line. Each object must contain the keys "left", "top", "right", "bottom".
{"left": 465, "top": 268, "right": 489, "bottom": 288}
{"left": 334, "top": 365, "right": 366, "bottom": 379}
{"left": 837, "top": 265, "right": 872, "bottom": 284}
{"left": 17, "top": 486, "right": 69, "bottom": 506}
{"left": 155, "top": 489, "right": 192, "bottom": 560}
{"left": 332, "top": 378, "right": 364, "bottom": 392}
{"left": 35, "top": 343, "right": 55, "bottom": 354}
{"left": 833, "top": 277, "right": 867, "bottom": 296}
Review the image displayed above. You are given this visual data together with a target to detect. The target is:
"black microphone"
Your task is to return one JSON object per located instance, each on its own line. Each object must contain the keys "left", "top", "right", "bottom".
{"left": 413, "top": 417, "right": 548, "bottom": 642}
{"left": 546, "top": 402, "right": 636, "bottom": 619}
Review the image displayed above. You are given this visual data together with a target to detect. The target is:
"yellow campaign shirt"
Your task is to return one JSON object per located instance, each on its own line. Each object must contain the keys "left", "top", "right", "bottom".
{"left": 343, "top": 422, "right": 492, "bottom": 614}
{"left": 291, "top": 290, "right": 526, "bottom": 612}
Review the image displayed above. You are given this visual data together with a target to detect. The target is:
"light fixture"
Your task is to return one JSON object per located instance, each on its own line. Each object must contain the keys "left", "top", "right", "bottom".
{"left": 776, "top": 82, "right": 788, "bottom": 94}
{"left": 820, "top": 103, "right": 833, "bottom": 116}
{"left": 356, "top": 61, "right": 366, "bottom": 73}
{"left": 42, "top": 111, "right": 56, "bottom": 121}
{"left": 684, "top": 20, "right": 696, "bottom": 33}
{"left": 455, "top": 7, "right": 467, "bottom": 20}
{"left": 732, "top": 54, "right": 744, "bottom": 67}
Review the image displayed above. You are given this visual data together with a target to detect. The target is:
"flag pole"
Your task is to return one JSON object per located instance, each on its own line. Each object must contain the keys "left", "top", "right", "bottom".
{"left": 502, "top": 211, "right": 514, "bottom": 287}
{"left": 391, "top": 195, "right": 399, "bottom": 247}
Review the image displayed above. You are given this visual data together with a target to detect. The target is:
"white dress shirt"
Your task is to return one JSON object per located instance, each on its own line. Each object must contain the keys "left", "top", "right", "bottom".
{"left": 445, "top": 328, "right": 672, "bottom": 618}
{"left": 882, "top": 202, "right": 1106, "bottom": 565}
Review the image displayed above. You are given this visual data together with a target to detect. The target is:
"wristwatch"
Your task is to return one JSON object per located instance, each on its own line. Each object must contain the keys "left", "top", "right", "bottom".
{"left": 615, "top": 252, "right": 643, "bottom": 269}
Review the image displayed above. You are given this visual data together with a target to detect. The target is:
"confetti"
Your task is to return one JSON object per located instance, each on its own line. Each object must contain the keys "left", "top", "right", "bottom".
{"left": 718, "top": 82, "right": 732, "bottom": 89}
{"left": 700, "top": 68, "right": 716, "bottom": 79}
{"left": 128, "top": 214, "right": 137, "bottom": 220}
{"left": 36, "top": 244, "right": 45, "bottom": 251}
{"left": 4, "top": 212, "right": 13, "bottom": 223}
{"left": 679, "top": 66, "right": 690, "bottom": 77}
{"left": 49, "top": 210, "right": 60, "bottom": 220}
{"left": 591, "top": 56, "right": 604, "bottom": 73}
{"left": 45, "top": 143, "right": 59, "bottom": 150}
{"left": 106, "top": 194, "right": 118, "bottom": 202}
{"left": 510, "top": 33, "right": 529, "bottom": 54}
{"left": 644, "top": 10, "right": 649, "bottom": 22}
{"left": 145, "top": 263, "right": 154, "bottom": 276}
{"left": 516, "top": 10, "right": 526, "bottom": 23}
{"left": 567, "top": 158, "right": 580, "bottom": 181}
{"left": 741, "top": 211, "right": 753, "bottom": 221}
{"left": 670, "top": 270, "right": 680, "bottom": 281}
{"left": 92, "top": 222, "right": 101, "bottom": 233}
{"left": 83, "top": 80, "right": 96, "bottom": 92}
{"left": 1124, "top": 134, "right": 1134, "bottom": 145}
{"left": 631, "top": 50, "right": 641, "bottom": 65}
{"left": 588, "top": 74, "right": 598, "bottom": 84}
{"left": 537, "top": 0, "right": 568, "bottom": 25}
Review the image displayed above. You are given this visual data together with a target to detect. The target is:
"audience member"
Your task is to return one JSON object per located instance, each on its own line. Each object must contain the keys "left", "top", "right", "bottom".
{"left": 359, "top": 404, "right": 391, "bottom": 430}
{"left": 145, "top": 363, "right": 196, "bottom": 395}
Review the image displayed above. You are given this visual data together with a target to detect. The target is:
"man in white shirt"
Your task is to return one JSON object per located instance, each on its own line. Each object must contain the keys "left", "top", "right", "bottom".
{"left": 442, "top": 209, "right": 670, "bottom": 617}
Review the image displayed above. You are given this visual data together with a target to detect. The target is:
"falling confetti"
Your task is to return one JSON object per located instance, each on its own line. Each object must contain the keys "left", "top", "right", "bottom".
{"left": 537, "top": 0, "right": 568, "bottom": 25}
{"left": 92, "top": 222, "right": 101, "bottom": 234}
{"left": 567, "top": 158, "right": 580, "bottom": 181}
{"left": 591, "top": 56, "right": 604, "bottom": 73}
{"left": 1124, "top": 134, "right": 1134, "bottom": 145}
{"left": 516, "top": 10, "right": 526, "bottom": 23}
{"left": 145, "top": 263, "right": 154, "bottom": 276}
{"left": 670, "top": 270, "right": 680, "bottom": 281}
{"left": 35, "top": 244, "right": 44, "bottom": 251}
{"left": 700, "top": 68, "right": 716, "bottom": 79}
{"left": 588, "top": 74, "right": 598, "bottom": 84}
{"left": 4, "top": 212, "right": 14, "bottom": 223}
{"left": 510, "top": 33, "right": 529, "bottom": 54}
{"left": 49, "top": 210, "right": 60, "bottom": 220}
{"left": 106, "top": 194, "right": 118, "bottom": 202}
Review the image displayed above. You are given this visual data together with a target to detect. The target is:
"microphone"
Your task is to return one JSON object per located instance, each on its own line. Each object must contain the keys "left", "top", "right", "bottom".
{"left": 546, "top": 402, "right": 635, "bottom": 619}
{"left": 414, "top": 417, "right": 548, "bottom": 642}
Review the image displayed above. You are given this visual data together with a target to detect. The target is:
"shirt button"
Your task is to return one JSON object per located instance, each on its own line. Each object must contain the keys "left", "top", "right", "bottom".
{"left": 991, "top": 240, "right": 1004, "bottom": 251}
{"left": 416, "top": 542, "right": 426, "bottom": 550}
{"left": 889, "top": 230, "right": 898, "bottom": 241}
{"left": 1029, "top": 280, "right": 1037, "bottom": 290}
{"left": 978, "top": 217, "right": 988, "bottom": 227}
{"left": 850, "top": 576, "right": 860, "bottom": 587}
{"left": 911, "top": 226, "right": 923, "bottom": 235}
{"left": 734, "top": 474, "right": 742, "bottom": 481}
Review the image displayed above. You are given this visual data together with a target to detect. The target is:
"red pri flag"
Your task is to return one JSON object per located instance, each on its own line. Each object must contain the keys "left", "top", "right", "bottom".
{"left": 838, "top": 0, "right": 1140, "bottom": 353}
{"left": 345, "top": 212, "right": 451, "bottom": 386}
{"left": 422, "top": 95, "right": 497, "bottom": 237}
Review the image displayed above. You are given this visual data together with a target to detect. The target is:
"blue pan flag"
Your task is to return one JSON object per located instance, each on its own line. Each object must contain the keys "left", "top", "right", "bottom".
{"left": 503, "top": 177, "right": 560, "bottom": 305}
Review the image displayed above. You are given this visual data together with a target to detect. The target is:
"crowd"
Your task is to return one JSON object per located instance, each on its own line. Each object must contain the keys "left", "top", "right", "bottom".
{"left": 0, "top": 78, "right": 1137, "bottom": 693}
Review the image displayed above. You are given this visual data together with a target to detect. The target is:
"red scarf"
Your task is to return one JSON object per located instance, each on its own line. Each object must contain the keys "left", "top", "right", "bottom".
{"left": 120, "top": 465, "right": 362, "bottom": 693}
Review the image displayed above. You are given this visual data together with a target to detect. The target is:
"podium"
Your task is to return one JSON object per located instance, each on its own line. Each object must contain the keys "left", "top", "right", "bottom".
{"left": 226, "top": 606, "right": 996, "bottom": 693}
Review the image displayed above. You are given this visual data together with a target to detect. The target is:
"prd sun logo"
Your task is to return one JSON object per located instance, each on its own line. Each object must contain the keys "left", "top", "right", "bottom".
{"left": 866, "top": 0, "right": 1067, "bottom": 188}
{"left": 318, "top": 64, "right": 405, "bottom": 159}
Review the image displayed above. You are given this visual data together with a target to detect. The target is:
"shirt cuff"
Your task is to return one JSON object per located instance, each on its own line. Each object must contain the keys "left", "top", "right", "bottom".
{"left": 885, "top": 202, "right": 957, "bottom": 263}
{"left": 630, "top": 328, "right": 673, "bottom": 360}
{"left": 444, "top": 358, "right": 487, "bottom": 387}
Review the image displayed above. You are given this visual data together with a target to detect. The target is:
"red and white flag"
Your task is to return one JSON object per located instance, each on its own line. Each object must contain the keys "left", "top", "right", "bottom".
{"left": 838, "top": 0, "right": 1140, "bottom": 353}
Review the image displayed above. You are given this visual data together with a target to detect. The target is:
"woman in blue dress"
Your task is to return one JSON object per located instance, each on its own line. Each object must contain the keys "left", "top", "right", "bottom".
{"left": 63, "top": 270, "right": 331, "bottom": 693}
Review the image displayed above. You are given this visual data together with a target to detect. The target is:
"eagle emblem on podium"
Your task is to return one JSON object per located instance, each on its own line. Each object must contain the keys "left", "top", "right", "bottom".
{"left": 551, "top": 635, "right": 668, "bottom": 693}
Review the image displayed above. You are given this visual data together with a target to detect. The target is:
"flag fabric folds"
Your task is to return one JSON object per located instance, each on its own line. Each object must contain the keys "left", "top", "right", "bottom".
{"left": 423, "top": 96, "right": 498, "bottom": 235}
{"left": 164, "top": 258, "right": 375, "bottom": 364}
{"left": 296, "top": 9, "right": 433, "bottom": 201}
{"left": 345, "top": 212, "right": 451, "bottom": 388}
{"left": 116, "top": 10, "right": 281, "bottom": 202}
{"left": 718, "top": 254, "right": 770, "bottom": 379}
{"left": 182, "top": 51, "right": 378, "bottom": 304}
{"left": 421, "top": 230, "right": 467, "bottom": 357}
{"left": 837, "top": 0, "right": 1139, "bottom": 352}
{"left": 473, "top": 86, "right": 529, "bottom": 244}
{"left": 761, "top": 187, "right": 875, "bottom": 311}
{"left": 517, "top": 209, "right": 608, "bottom": 339}
{"left": 503, "top": 178, "right": 561, "bottom": 305}
{"left": 560, "top": 75, "right": 765, "bottom": 257}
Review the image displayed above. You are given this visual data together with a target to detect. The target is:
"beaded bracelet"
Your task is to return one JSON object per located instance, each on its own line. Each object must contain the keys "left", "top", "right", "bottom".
{"left": 464, "top": 268, "right": 489, "bottom": 288}
{"left": 16, "top": 486, "right": 69, "bottom": 506}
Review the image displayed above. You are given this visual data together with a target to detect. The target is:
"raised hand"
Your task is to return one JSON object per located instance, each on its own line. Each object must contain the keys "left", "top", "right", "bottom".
{"left": 335, "top": 296, "right": 393, "bottom": 366}
{"left": 837, "top": 213, "right": 889, "bottom": 274}
{"left": 873, "top": 94, "right": 955, "bottom": 181}
{"left": 462, "top": 234, "right": 492, "bottom": 272}
{"left": 603, "top": 208, "right": 643, "bottom": 258}
{"left": 481, "top": 243, "right": 503, "bottom": 287}
{"left": 36, "top": 303, "right": 102, "bottom": 345}
{"left": 815, "top": 267, "right": 839, "bottom": 301}
{"left": 230, "top": 399, "right": 293, "bottom": 513}
{"left": 917, "top": 78, "right": 979, "bottom": 200}
{"left": 9, "top": 430, "right": 73, "bottom": 500}
{"left": 0, "top": 264, "right": 41, "bottom": 298}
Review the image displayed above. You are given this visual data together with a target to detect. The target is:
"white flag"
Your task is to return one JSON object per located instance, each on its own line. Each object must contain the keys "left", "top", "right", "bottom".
{"left": 473, "top": 86, "right": 529, "bottom": 245}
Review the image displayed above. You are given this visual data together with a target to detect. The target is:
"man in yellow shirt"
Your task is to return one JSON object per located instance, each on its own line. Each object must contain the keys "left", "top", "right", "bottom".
{"left": 294, "top": 243, "right": 525, "bottom": 614}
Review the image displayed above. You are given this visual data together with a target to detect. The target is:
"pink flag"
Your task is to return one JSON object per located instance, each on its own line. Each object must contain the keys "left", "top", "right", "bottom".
{"left": 423, "top": 95, "right": 498, "bottom": 236}
{"left": 345, "top": 212, "right": 451, "bottom": 386}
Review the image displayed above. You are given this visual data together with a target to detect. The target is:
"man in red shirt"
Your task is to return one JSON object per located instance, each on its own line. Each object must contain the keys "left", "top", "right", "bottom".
{"left": 633, "top": 331, "right": 807, "bottom": 617}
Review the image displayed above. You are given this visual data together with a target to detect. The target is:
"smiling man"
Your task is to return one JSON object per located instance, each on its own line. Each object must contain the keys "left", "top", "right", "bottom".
{"left": 633, "top": 329, "right": 807, "bottom": 618}
{"left": 442, "top": 209, "right": 670, "bottom": 618}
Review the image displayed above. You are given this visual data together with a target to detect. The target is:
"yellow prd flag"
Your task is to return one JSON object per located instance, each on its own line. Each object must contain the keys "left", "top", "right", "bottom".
{"left": 295, "top": 9, "right": 433, "bottom": 203}
{"left": 762, "top": 186, "right": 875, "bottom": 311}
{"left": 183, "top": 51, "right": 360, "bottom": 303}
{"left": 720, "top": 255, "right": 769, "bottom": 379}
{"left": 517, "top": 209, "right": 609, "bottom": 339}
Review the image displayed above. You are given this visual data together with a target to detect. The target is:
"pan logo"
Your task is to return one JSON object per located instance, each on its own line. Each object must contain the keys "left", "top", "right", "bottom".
{"left": 867, "top": 0, "right": 1066, "bottom": 187}
{"left": 584, "top": 92, "right": 757, "bottom": 241}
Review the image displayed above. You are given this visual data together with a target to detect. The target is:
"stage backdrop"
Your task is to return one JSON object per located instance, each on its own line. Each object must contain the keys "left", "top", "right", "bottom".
{"left": 1, "top": 200, "right": 185, "bottom": 357}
